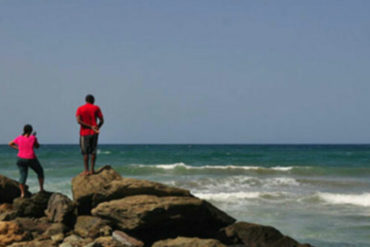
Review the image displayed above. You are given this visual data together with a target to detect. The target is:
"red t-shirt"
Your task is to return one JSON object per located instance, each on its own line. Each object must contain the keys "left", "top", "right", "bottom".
{"left": 76, "top": 103, "right": 103, "bottom": 136}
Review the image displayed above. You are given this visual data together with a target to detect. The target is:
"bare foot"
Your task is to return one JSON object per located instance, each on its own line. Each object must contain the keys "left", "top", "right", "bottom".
{"left": 80, "top": 171, "right": 89, "bottom": 176}
{"left": 20, "top": 194, "right": 25, "bottom": 199}
{"left": 88, "top": 170, "right": 96, "bottom": 175}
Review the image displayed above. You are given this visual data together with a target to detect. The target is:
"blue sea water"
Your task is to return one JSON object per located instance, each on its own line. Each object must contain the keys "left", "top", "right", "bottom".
{"left": 1, "top": 144, "right": 370, "bottom": 247}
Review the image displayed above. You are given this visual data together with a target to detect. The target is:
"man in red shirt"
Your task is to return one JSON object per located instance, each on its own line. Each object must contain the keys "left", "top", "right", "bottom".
{"left": 76, "top": 94, "right": 104, "bottom": 175}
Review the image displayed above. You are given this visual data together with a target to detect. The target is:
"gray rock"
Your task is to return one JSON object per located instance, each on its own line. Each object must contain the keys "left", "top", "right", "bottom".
{"left": 45, "top": 193, "right": 77, "bottom": 226}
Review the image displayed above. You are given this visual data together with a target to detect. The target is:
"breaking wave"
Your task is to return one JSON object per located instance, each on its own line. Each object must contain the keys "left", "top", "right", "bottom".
{"left": 317, "top": 192, "right": 370, "bottom": 207}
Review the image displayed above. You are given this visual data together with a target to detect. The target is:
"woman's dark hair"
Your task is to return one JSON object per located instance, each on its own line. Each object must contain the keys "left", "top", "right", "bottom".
{"left": 23, "top": 124, "right": 33, "bottom": 135}
{"left": 85, "top": 94, "right": 95, "bottom": 104}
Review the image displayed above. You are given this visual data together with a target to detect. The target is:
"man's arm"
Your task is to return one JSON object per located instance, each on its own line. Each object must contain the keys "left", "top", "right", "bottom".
{"left": 8, "top": 141, "right": 18, "bottom": 150}
{"left": 76, "top": 115, "right": 92, "bottom": 129}
{"left": 76, "top": 115, "right": 100, "bottom": 134}
{"left": 98, "top": 116, "right": 104, "bottom": 129}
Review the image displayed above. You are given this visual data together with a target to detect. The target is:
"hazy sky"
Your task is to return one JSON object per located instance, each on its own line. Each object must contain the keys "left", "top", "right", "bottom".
{"left": 1, "top": 1, "right": 370, "bottom": 144}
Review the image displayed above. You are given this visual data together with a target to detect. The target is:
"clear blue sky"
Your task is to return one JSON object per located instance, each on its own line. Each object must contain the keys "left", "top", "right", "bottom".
{"left": 1, "top": 1, "right": 370, "bottom": 144}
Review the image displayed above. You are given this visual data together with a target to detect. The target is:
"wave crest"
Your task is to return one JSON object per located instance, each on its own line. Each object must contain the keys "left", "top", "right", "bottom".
{"left": 137, "top": 163, "right": 294, "bottom": 171}
{"left": 317, "top": 192, "right": 370, "bottom": 207}
{"left": 194, "top": 191, "right": 288, "bottom": 201}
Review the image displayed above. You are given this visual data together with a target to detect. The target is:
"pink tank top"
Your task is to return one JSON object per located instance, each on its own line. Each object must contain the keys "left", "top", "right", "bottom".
{"left": 13, "top": 135, "right": 37, "bottom": 159}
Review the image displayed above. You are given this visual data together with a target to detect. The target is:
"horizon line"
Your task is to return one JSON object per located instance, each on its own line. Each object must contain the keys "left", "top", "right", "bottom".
{"left": 1, "top": 143, "right": 370, "bottom": 145}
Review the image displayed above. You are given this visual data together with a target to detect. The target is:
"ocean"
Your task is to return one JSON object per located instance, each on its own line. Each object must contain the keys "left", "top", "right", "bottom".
{"left": 0, "top": 144, "right": 369, "bottom": 247}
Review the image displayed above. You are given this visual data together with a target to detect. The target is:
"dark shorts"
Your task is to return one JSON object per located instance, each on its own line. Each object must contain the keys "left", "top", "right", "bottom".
{"left": 17, "top": 158, "right": 44, "bottom": 185}
{"left": 80, "top": 134, "right": 98, "bottom": 155}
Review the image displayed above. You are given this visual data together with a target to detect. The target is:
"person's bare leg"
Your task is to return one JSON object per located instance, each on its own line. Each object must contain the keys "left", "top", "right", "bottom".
{"left": 19, "top": 184, "right": 26, "bottom": 198}
{"left": 38, "top": 177, "right": 44, "bottom": 192}
{"left": 81, "top": 154, "right": 89, "bottom": 176}
{"left": 90, "top": 154, "right": 96, "bottom": 174}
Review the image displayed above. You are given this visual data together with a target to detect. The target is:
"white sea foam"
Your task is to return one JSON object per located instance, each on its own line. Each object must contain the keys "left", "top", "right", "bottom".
{"left": 193, "top": 191, "right": 290, "bottom": 202}
{"left": 271, "top": 166, "right": 294, "bottom": 171}
{"left": 97, "top": 150, "right": 111, "bottom": 155}
{"left": 194, "top": 191, "right": 261, "bottom": 201}
{"left": 138, "top": 163, "right": 294, "bottom": 171}
{"left": 154, "top": 162, "right": 188, "bottom": 169}
{"left": 267, "top": 177, "right": 300, "bottom": 186}
{"left": 318, "top": 192, "right": 370, "bottom": 207}
{"left": 172, "top": 175, "right": 299, "bottom": 192}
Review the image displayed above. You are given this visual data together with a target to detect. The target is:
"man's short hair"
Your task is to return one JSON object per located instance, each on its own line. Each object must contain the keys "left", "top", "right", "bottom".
{"left": 85, "top": 94, "right": 95, "bottom": 104}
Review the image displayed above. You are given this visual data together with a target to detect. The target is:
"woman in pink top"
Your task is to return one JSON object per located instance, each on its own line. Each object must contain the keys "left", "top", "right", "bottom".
{"left": 8, "top": 124, "right": 44, "bottom": 198}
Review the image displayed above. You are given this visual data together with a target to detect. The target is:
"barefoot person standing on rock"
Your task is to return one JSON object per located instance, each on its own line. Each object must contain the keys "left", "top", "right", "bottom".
{"left": 76, "top": 94, "right": 104, "bottom": 176}
{"left": 8, "top": 124, "right": 45, "bottom": 198}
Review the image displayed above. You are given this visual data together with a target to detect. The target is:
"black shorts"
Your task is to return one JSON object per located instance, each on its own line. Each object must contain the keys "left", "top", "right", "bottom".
{"left": 80, "top": 134, "right": 98, "bottom": 155}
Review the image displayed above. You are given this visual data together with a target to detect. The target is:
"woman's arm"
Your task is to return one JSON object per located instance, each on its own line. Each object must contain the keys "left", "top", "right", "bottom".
{"left": 34, "top": 139, "right": 40, "bottom": 149}
{"left": 8, "top": 140, "right": 18, "bottom": 150}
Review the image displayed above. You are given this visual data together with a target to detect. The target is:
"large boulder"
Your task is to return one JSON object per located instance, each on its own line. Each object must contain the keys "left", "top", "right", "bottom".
{"left": 152, "top": 237, "right": 227, "bottom": 247}
{"left": 92, "top": 195, "right": 235, "bottom": 244}
{"left": 219, "top": 222, "right": 313, "bottom": 247}
{"left": 12, "top": 191, "right": 52, "bottom": 218}
{"left": 45, "top": 193, "right": 77, "bottom": 226}
{"left": 71, "top": 166, "right": 122, "bottom": 214}
{"left": 0, "top": 175, "right": 30, "bottom": 203}
{"left": 72, "top": 166, "right": 191, "bottom": 214}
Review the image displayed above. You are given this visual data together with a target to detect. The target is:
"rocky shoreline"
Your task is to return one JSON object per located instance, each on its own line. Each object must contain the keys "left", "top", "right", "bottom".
{"left": 0, "top": 166, "right": 314, "bottom": 247}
